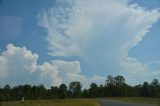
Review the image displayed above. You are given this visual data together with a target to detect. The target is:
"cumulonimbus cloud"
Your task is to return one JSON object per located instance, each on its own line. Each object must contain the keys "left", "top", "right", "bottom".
{"left": 38, "top": 0, "right": 160, "bottom": 84}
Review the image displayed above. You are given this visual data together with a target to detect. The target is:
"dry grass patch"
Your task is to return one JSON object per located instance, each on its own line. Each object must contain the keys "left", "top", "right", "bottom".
{"left": 0, "top": 99, "right": 99, "bottom": 106}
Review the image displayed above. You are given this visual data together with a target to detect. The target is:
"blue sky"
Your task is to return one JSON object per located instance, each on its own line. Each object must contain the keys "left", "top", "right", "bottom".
{"left": 0, "top": 0, "right": 160, "bottom": 87}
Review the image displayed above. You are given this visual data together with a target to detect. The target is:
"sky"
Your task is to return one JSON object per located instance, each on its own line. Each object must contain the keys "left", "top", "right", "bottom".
{"left": 0, "top": 0, "right": 160, "bottom": 88}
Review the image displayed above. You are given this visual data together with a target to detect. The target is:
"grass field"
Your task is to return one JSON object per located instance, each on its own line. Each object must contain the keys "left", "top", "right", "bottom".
{"left": 106, "top": 97, "right": 160, "bottom": 105}
{"left": 0, "top": 99, "right": 99, "bottom": 106}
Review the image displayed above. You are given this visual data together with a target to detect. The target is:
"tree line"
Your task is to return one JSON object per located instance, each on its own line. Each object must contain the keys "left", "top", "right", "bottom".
{"left": 0, "top": 75, "right": 160, "bottom": 102}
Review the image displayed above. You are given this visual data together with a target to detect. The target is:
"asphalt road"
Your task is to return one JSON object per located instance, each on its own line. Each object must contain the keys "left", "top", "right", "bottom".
{"left": 98, "top": 99, "right": 158, "bottom": 106}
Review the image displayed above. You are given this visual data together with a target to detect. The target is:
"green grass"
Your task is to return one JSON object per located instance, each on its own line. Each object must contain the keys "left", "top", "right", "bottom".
{"left": 0, "top": 99, "right": 99, "bottom": 106}
{"left": 106, "top": 97, "right": 160, "bottom": 105}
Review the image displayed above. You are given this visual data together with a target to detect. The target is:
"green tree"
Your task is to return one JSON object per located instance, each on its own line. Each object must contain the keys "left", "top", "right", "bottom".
{"left": 31, "top": 85, "right": 38, "bottom": 100}
{"left": 106, "top": 75, "right": 115, "bottom": 86}
{"left": 114, "top": 75, "right": 126, "bottom": 96}
{"left": 98, "top": 84, "right": 105, "bottom": 97}
{"left": 3, "top": 85, "right": 11, "bottom": 101}
{"left": 105, "top": 75, "right": 116, "bottom": 96}
{"left": 89, "top": 83, "right": 98, "bottom": 97}
{"left": 37, "top": 84, "right": 46, "bottom": 99}
{"left": 23, "top": 84, "right": 32, "bottom": 99}
{"left": 114, "top": 75, "right": 125, "bottom": 86}
{"left": 69, "top": 81, "right": 82, "bottom": 98}
{"left": 82, "top": 89, "right": 89, "bottom": 98}
{"left": 50, "top": 86, "right": 59, "bottom": 98}
{"left": 150, "top": 79, "right": 159, "bottom": 97}
{"left": 141, "top": 82, "right": 150, "bottom": 97}
{"left": 58, "top": 84, "right": 68, "bottom": 99}
{"left": 0, "top": 87, "right": 4, "bottom": 102}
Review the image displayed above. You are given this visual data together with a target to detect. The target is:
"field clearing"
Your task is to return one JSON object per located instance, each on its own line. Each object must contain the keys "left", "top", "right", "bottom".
{"left": 0, "top": 99, "right": 99, "bottom": 106}
{"left": 106, "top": 97, "right": 160, "bottom": 105}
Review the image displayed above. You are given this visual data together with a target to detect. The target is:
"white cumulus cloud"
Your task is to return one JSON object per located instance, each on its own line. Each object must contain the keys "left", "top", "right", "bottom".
{"left": 0, "top": 44, "right": 38, "bottom": 85}
{"left": 0, "top": 44, "right": 104, "bottom": 87}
